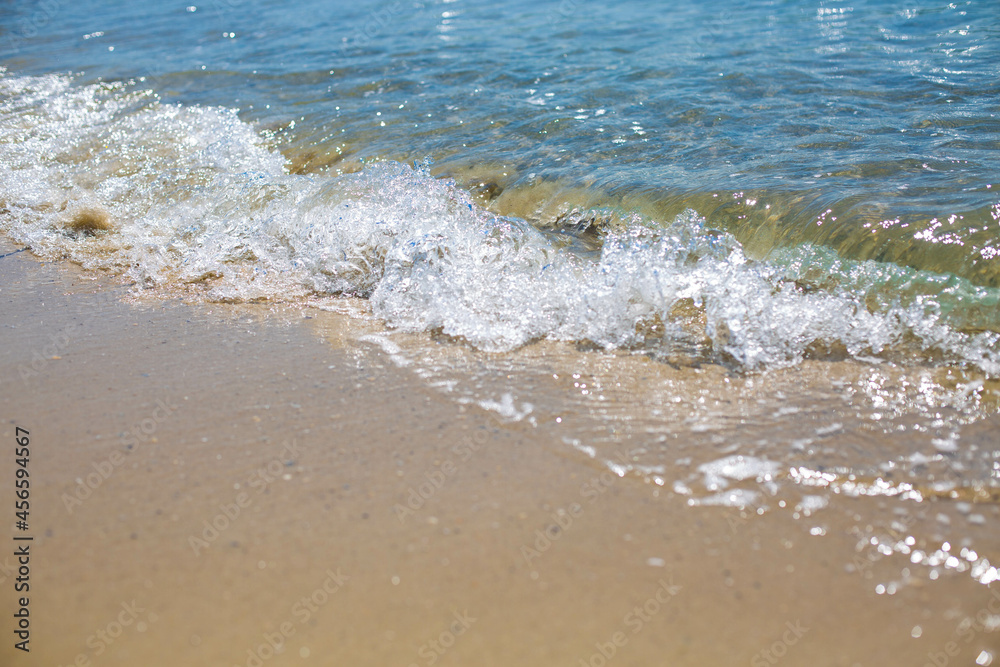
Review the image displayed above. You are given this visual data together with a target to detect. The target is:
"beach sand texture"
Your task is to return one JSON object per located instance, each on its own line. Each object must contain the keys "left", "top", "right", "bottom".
{"left": 2, "top": 240, "right": 999, "bottom": 666}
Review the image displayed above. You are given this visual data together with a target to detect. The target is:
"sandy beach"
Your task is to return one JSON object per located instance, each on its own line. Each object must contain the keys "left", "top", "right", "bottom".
{"left": 2, "top": 237, "right": 999, "bottom": 667}
{"left": 4, "top": 1, "right": 1000, "bottom": 663}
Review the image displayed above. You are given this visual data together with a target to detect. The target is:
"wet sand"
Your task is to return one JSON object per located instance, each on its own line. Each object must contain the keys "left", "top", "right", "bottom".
{"left": 2, "top": 239, "right": 999, "bottom": 667}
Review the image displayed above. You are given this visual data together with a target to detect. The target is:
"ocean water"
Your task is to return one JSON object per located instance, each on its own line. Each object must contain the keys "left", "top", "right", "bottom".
{"left": 3, "top": 0, "right": 1000, "bottom": 370}
{"left": 3, "top": 1, "right": 1000, "bottom": 585}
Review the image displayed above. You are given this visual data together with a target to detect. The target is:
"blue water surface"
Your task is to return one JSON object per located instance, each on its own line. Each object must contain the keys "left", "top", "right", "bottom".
{"left": 3, "top": 0, "right": 1000, "bottom": 281}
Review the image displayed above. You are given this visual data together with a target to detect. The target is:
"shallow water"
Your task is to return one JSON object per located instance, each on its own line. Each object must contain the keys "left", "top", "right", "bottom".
{"left": 6, "top": 0, "right": 1000, "bottom": 277}
{"left": 307, "top": 304, "right": 1000, "bottom": 595}
{"left": 2, "top": 70, "right": 1000, "bottom": 375}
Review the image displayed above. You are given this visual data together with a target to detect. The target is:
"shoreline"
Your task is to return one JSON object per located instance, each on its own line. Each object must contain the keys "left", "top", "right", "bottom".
{"left": 2, "top": 240, "right": 1000, "bottom": 666}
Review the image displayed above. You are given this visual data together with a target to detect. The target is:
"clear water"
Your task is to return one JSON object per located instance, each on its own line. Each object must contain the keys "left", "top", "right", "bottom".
{"left": 3, "top": 0, "right": 1000, "bottom": 373}
{"left": 7, "top": 0, "right": 1000, "bottom": 271}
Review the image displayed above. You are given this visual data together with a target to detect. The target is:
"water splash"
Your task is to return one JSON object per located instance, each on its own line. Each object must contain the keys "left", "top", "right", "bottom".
{"left": 3, "top": 70, "right": 1000, "bottom": 375}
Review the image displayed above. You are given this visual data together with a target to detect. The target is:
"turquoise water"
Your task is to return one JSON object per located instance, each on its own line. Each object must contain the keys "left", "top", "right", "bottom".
{"left": 2, "top": 0, "right": 1000, "bottom": 371}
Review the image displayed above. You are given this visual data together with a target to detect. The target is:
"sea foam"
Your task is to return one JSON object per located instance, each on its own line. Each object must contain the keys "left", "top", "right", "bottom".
{"left": 3, "top": 71, "right": 1000, "bottom": 374}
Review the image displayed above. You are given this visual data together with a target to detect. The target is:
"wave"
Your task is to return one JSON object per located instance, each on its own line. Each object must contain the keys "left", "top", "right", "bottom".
{"left": 2, "top": 70, "right": 1000, "bottom": 374}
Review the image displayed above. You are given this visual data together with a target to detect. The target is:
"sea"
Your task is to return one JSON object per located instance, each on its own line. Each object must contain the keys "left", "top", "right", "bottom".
{"left": 2, "top": 0, "right": 999, "bottom": 588}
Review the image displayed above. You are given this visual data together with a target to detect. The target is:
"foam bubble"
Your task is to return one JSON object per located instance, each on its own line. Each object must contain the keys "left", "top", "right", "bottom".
{"left": 3, "top": 71, "right": 1000, "bottom": 374}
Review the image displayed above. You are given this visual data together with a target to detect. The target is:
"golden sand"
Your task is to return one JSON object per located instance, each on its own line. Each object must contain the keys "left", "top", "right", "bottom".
{"left": 1, "top": 241, "right": 998, "bottom": 666}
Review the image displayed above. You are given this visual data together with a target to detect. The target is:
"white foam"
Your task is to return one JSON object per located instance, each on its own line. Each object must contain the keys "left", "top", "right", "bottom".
{"left": 358, "top": 334, "right": 410, "bottom": 367}
{"left": 697, "top": 455, "right": 781, "bottom": 491}
{"left": 4, "top": 71, "right": 1000, "bottom": 375}
{"left": 688, "top": 488, "right": 762, "bottom": 509}
{"left": 476, "top": 393, "right": 533, "bottom": 422}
